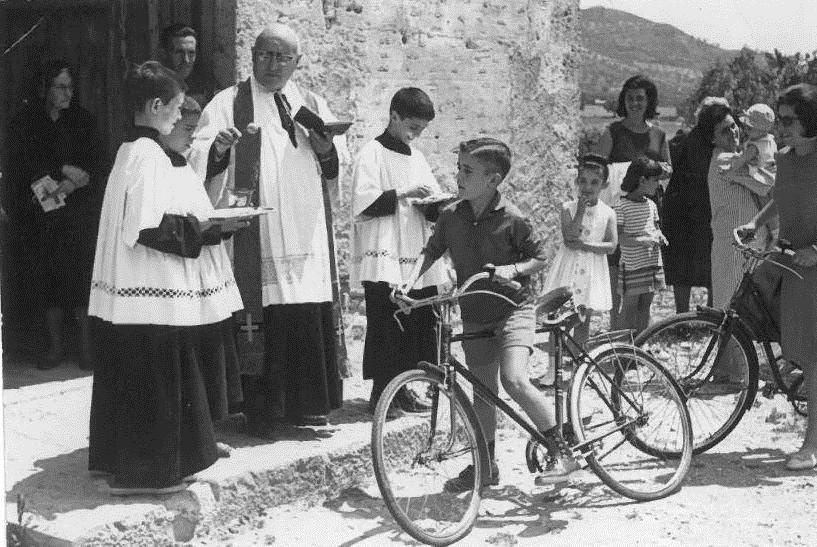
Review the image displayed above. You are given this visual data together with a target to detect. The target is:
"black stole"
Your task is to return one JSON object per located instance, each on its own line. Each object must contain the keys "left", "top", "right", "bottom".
{"left": 231, "top": 82, "right": 349, "bottom": 378}
{"left": 301, "top": 91, "right": 350, "bottom": 378}
{"left": 232, "top": 79, "right": 265, "bottom": 374}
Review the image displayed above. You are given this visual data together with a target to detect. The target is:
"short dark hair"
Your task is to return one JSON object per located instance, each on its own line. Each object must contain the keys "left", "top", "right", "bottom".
{"left": 616, "top": 75, "right": 659, "bottom": 120}
{"left": 36, "top": 59, "right": 74, "bottom": 99}
{"left": 621, "top": 156, "right": 664, "bottom": 193}
{"left": 578, "top": 153, "right": 609, "bottom": 182}
{"left": 180, "top": 96, "right": 202, "bottom": 116}
{"left": 390, "top": 87, "right": 435, "bottom": 121}
{"left": 777, "top": 83, "right": 817, "bottom": 138}
{"left": 695, "top": 103, "right": 733, "bottom": 144}
{"left": 459, "top": 138, "right": 512, "bottom": 179}
{"left": 124, "top": 61, "right": 186, "bottom": 115}
{"left": 160, "top": 24, "right": 197, "bottom": 51}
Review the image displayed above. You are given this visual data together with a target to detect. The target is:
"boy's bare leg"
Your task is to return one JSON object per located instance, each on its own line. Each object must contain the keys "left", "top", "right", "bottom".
{"left": 499, "top": 346, "right": 555, "bottom": 432}
{"left": 463, "top": 340, "right": 500, "bottom": 446}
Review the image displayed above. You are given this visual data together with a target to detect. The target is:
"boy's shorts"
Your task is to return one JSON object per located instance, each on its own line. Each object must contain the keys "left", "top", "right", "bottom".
{"left": 462, "top": 304, "right": 535, "bottom": 369}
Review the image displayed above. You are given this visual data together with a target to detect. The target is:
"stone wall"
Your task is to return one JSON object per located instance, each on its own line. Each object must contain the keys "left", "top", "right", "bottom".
{"left": 218, "top": 0, "right": 581, "bottom": 287}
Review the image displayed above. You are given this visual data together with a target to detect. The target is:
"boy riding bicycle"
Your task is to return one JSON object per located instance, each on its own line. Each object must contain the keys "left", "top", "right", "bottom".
{"left": 398, "top": 137, "right": 580, "bottom": 490}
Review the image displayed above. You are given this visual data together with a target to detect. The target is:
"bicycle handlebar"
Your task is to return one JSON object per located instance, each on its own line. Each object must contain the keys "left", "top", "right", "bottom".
{"left": 391, "top": 269, "right": 521, "bottom": 316}
{"left": 731, "top": 229, "right": 803, "bottom": 279}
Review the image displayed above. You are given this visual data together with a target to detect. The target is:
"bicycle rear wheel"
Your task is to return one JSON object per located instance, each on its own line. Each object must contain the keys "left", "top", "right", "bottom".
{"left": 635, "top": 311, "right": 758, "bottom": 454}
{"left": 371, "top": 368, "right": 485, "bottom": 546}
{"left": 569, "top": 344, "right": 693, "bottom": 501}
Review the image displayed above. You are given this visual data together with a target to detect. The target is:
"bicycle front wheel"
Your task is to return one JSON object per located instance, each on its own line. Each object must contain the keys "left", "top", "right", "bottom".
{"left": 569, "top": 344, "right": 693, "bottom": 501}
{"left": 635, "top": 311, "right": 758, "bottom": 454}
{"left": 371, "top": 368, "right": 484, "bottom": 546}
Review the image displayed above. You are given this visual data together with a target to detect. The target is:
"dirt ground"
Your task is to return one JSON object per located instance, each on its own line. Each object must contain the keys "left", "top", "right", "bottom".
{"left": 202, "top": 392, "right": 814, "bottom": 546}
{"left": 200, "top": 289, "right": 816, "bottom": 546}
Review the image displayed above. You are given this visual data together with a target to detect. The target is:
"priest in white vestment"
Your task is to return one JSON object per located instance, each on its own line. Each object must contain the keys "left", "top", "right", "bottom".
{"left": 189, "top": 24, "right": 347, "bottom": 431}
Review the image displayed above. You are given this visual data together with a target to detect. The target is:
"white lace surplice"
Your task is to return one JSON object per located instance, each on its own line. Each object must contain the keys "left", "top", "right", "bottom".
{"left": 350, "top": 140, "right": 450, "bottom": 289}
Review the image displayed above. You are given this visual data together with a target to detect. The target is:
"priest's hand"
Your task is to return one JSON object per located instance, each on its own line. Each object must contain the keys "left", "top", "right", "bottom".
{"left": 308, "top": 129, "right": 334, "bottom": 156}
{"left": 213, "top": 127, "right": 242, "bottom": 159}
{"left": 61, "top": 165, "right": 90, "bottom": 189}
{"left": 398, "top": 183, "right": 433, "bottom": 200}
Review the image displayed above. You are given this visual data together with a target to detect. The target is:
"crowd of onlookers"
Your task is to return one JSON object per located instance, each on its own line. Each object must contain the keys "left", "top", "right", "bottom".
{"left": 2, "top": 20, "right": 816, "bottom": 493}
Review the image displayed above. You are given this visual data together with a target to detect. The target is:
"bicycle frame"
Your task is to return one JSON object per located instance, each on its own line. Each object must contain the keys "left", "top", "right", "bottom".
{"left": 424, "top": 299, "right": 649, "bottom": 456}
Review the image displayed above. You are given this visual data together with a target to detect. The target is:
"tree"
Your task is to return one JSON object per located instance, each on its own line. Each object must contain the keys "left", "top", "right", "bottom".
{"left": 687, "top": 47, "right": 817, "bottom": 121}
{"left": 687, "top": 48, "right": 776, "bottom": 119}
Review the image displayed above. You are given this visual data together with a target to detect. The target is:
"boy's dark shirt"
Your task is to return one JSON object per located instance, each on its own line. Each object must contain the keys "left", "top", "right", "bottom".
{"left": 423, "top": 192, "right": 546, "bottom": 324}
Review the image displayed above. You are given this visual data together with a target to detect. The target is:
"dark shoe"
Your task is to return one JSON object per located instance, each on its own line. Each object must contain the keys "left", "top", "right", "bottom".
{"left": 395, "top": 387, "right": 432, "bottom": 413}
{"left": 443, "top": 461, "right": 500, "bottom": 493}
{"left": 294, "top": 414, "right": 329, "bottom": 427}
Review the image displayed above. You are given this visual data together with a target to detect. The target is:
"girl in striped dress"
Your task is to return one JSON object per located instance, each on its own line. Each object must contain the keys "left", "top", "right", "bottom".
{"left": 615, "top": 157, "right": 668, "bottom": 333}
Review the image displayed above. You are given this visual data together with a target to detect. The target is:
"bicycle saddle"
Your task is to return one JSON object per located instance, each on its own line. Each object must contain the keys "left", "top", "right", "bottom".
{"left": 535, "top": 286, "right": 573, "bottom": 316}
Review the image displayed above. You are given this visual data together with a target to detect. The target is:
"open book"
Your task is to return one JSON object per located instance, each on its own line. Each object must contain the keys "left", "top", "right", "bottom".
{"left": 31, "top": 175, "right": 65, "bottom": 212}
{"left": 294, "top": 106, "right": 353, "bottom": 136}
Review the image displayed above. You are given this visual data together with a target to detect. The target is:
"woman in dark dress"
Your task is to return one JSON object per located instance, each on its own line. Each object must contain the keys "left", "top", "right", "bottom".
{"left": 597, "top": 75, "right": 672, "bottom": 328}
{"left": 740, "top": 84, "right": 817, "bottom": 470}
{"left": 4, "top": 60, "right": 103, "bottom": 369}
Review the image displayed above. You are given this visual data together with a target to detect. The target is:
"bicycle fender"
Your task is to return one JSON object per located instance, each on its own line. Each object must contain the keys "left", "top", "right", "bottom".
{"left": 693, "top": 306, "right": 763, "bottom": 344}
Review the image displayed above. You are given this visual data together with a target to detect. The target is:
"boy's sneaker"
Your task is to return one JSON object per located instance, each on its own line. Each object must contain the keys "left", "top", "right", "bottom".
{"left": 534, "top": 455, "right": 580, "bottom": 485}
{"left": 443, "top": 461, "right": 500, "bottom": 493}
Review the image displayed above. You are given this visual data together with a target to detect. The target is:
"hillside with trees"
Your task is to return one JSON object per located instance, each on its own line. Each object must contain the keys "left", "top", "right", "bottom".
{"left": 580, "top": 6, "right": 739, "bottom": 109}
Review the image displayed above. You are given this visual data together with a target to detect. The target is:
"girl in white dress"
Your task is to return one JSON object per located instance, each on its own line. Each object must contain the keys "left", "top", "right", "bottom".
{"left": 544, "top": 154, "right": 618, "bottom": 346}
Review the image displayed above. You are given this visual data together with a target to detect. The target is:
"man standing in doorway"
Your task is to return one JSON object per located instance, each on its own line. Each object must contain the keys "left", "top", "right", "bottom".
{"left": 190, "top": 23, "right": 346, "bottom": 434}
{"left": 160, "top": 23, "right": 214, "bottom": 106}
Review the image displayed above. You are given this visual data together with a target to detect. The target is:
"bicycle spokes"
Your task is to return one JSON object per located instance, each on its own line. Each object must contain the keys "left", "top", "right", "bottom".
{"left": 569, "top": 345, "right": 693, "bottom": 501}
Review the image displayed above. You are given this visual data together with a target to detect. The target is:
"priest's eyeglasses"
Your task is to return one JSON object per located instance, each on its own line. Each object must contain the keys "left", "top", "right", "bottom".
{"left": 253, "top": 50, "right": 298, "bottom": 65}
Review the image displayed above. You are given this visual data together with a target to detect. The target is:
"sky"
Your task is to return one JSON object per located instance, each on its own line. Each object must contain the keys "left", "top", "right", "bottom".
{"left": 580, "top": 0, "right": 817, "bottom": 55}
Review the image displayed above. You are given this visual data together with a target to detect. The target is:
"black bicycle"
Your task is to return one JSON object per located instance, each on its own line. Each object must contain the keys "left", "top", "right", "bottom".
{"left": 370, "top": 270, "right": 693, "bottom": 546}
{"left": 635, "top": 231, "right": 807, "bottom": 455}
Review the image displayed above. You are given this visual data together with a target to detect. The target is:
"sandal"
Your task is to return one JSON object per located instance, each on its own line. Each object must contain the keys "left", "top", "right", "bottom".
{"left": 785, "top": 448, "right": 817, "bottom": 471}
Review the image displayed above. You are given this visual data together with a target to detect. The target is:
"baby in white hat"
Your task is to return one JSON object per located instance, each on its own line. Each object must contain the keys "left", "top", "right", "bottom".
{"left": 727, "top": 102, "right": 778, "bottom": 244}
{"left": 732, "top": 103, "right": 777, "bottom": 172}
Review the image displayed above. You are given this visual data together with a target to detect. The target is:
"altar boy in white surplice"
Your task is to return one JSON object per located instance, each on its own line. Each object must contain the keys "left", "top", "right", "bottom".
{"left": 189, "top": 23, "right": 348, "bottom": 433}
{"left": 350, "top": 87, "right": 453, "bottom": 416}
